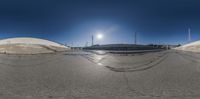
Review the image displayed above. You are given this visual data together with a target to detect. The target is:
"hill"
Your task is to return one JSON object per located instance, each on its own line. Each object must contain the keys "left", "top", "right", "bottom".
{"left": 0, "top": 37, "right": 69, "bottom": 54}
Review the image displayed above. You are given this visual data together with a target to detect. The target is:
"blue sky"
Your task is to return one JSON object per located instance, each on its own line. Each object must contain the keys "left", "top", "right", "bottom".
{"left": 0, "top": 0, "right": 200, "bottom": 46}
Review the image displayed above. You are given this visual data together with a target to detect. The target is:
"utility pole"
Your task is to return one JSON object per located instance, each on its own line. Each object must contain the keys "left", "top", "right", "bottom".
{"left": 134, "top": 32, "right": 137, "bottom": 45}
{"left": 188, "top": 28, "right": 191, "bottom": 42}
{"left": 91, "top": 35, "right": 94, "bottom": 46}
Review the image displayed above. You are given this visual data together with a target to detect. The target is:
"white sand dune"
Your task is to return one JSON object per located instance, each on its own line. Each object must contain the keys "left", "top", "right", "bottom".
{"left": 0, "top": 37, "right": 69, "bottom": 54}
{"left": 176, "top": 40, "right": 200, "bottom": 52}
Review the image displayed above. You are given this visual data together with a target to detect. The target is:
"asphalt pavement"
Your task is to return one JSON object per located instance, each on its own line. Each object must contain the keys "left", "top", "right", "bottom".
{"left": 0, "top": 50, "right": 199, "bottom": 99}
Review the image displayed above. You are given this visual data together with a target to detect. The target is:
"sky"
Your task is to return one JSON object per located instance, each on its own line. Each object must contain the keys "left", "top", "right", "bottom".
{"left": 0, "top": 0, "right": 200, "bottom": 46}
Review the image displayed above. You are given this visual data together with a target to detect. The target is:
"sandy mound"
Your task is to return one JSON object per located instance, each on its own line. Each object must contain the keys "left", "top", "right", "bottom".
{"left": 0, "top": 37, "right": 69, "bottom": 54}
{"left": 176, "top": 41, "right": 200, "bottom": 52}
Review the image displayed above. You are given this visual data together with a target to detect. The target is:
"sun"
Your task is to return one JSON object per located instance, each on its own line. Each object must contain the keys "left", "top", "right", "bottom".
{"left": 97, "top": 34, "right": 103, "bottom": 40}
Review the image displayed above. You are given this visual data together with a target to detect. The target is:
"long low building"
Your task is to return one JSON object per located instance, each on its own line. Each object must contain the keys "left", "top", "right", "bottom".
{"left": 83, "top": 44, "right": 174, "bottom": 51}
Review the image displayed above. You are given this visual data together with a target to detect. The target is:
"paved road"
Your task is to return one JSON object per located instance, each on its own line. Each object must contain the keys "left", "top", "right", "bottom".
{"left": 0, "top": 50, "right": 200, "bottom": 99}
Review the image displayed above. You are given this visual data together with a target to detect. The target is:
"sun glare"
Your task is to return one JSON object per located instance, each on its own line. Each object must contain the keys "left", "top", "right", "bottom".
{"left": 97, "top": 34, "right": 103, "bottom": 40}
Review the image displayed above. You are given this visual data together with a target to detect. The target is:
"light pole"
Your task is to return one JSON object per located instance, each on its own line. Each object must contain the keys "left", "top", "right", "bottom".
{"left": 91, "top": 34, "right": 94, "bottom": 46}
{"left": 134, "top": 32, "right": 137, "bottom": 45}
{"left": 188, "top": 28, "right": 191, "bottom": 42}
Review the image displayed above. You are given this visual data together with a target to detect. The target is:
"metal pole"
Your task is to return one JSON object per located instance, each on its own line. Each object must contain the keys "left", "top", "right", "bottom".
{"left": 188, "top": 28, "right": 191, "bottom": 42}
{"left": 134, "top": 32, "right": 137, "bottom": 45}
{"left": 92, "top": 35, "right": 94, "bottom": 46}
